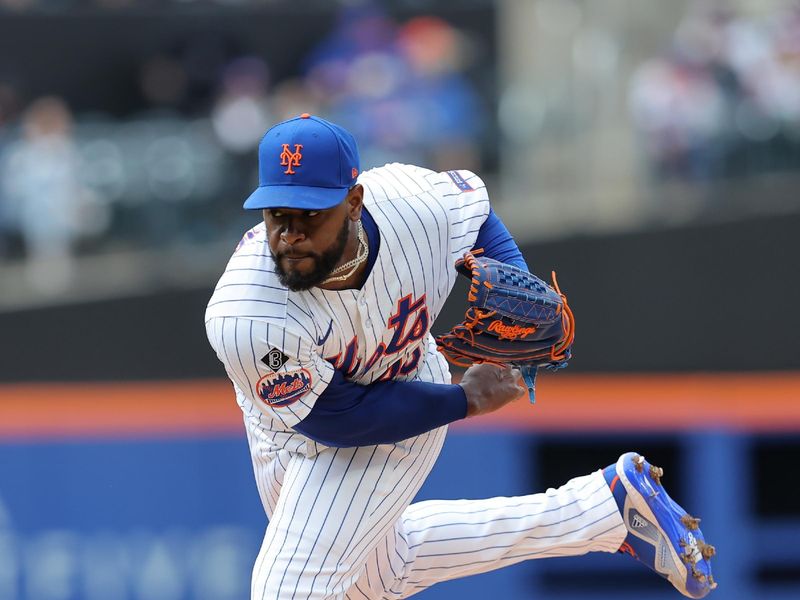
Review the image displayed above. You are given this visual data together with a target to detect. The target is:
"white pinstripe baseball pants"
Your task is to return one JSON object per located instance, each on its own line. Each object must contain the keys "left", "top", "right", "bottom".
{"left": 246, "top": 426, "right": 627, "bottom": 599}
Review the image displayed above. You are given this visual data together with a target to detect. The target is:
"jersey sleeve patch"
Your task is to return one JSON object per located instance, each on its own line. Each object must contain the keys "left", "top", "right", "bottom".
{"left": 446, "top": 170, "right": 474, "bottom": 192}
{"left": 261, "top": 347, "right": 289, "bottom": 372}
{"left": 256, "top": 368, "right": 313, "bottom": 408}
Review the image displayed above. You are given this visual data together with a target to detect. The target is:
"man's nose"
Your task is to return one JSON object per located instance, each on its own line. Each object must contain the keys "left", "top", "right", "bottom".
{"left": 281, "top": 223, "right": 306, "bottom": 245}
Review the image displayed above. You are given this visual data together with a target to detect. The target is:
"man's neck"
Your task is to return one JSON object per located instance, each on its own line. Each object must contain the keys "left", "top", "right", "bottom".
{"left": 317, "top": 221, "right": 370, "bottom": 291}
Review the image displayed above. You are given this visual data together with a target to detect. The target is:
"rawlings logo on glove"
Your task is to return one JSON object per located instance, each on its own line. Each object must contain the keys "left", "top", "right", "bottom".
{"left": 435, "top": 250, "right": 575, "bottom": 403}
{"left": 486, "top": 321, "right": 537, "bottom": 340}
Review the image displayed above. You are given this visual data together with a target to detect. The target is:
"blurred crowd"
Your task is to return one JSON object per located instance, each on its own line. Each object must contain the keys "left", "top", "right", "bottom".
{"left": 8, "top": 0, "right": 800, "bottom": 299}
{"left": 0, "top": 0, "right": 351, "bottom": 10}
{"left": 0, "top": 6, "right": 487, "bottom": 294}
{"left": 629, "top": 2, "right": 800, "bottom": 181}
{"left": 0, "top": 0, "right": 482, "bottom": 12}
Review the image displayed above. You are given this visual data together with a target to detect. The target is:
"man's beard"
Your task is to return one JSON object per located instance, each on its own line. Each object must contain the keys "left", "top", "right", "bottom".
{"left": 272, "top": 216, "right": 350, "bottom": 291}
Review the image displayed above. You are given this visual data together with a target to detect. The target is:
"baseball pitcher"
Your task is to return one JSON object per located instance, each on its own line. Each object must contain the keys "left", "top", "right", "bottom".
{"left": 205, "top": 114, "right": 716, "bottom": 599}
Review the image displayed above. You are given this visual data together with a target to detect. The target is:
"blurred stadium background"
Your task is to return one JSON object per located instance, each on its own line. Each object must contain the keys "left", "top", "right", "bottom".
{"left": 1, "top": 0, "right": 799, "bottom": 598}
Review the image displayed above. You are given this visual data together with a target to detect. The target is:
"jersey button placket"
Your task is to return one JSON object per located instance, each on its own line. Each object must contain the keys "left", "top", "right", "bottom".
{"left": 357, "top": 295, "right": 372, "bottom": 329}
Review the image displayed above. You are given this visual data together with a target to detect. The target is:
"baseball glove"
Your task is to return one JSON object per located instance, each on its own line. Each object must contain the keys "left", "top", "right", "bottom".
{"left": 435, "top": 250, "right": 575, "bottom": 403}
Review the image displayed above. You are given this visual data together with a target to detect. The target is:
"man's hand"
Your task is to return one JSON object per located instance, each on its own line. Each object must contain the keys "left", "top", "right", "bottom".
{"left": 459, "top": 363, "right": 527, "bottom": 417}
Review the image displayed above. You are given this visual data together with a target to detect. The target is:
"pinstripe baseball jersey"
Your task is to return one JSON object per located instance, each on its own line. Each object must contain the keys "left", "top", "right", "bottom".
{"left": 205, "top": 163, "right": 489, "bottom": 456}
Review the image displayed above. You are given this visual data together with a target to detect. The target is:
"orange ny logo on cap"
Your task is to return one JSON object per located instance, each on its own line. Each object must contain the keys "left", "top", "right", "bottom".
{"left": 280, "top": 143, "right": 303, "bottom": 174}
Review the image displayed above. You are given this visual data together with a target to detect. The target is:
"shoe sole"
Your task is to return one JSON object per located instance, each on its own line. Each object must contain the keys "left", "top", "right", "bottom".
{"left": 616, "top": 452, "right": 717, "bottom": 598}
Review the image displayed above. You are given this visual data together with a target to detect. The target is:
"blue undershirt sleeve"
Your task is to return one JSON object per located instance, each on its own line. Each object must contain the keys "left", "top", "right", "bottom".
{"left": 472, "top": 207, "right": 529, "bottom": 270}
{"left": 293, "top": 370, "right": 468, "bottom": 447}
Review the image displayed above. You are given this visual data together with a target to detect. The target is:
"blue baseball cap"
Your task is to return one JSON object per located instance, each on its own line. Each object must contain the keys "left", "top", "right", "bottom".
{"left": 243, "top": 113, "right": 360, "bottom": 210}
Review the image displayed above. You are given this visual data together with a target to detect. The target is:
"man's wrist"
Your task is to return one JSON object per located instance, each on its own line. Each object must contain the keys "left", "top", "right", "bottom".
{"left": 458, "top": 382, "right": 477, "bottom": 417}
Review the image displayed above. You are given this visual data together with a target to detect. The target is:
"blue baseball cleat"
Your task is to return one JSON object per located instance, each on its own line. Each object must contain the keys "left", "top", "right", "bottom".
{"left": 603, "top": 452, "right": 717, "bottom": 598}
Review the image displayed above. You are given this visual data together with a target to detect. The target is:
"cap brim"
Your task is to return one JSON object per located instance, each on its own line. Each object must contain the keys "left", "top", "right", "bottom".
{"left": 243, "top": 184, "right": 349, "bottom": 210}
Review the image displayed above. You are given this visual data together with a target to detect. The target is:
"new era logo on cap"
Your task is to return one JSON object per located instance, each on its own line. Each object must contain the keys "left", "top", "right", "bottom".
{"left": 243, "top": 113, "right": 360, "bottom": 211}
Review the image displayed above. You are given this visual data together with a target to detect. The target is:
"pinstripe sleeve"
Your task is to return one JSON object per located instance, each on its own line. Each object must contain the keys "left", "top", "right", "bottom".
{"left": 434, "top": 169, "right": 491, "bottom": 263}
{"left": 205, "top": 316, "right": 335, "bottom": 427}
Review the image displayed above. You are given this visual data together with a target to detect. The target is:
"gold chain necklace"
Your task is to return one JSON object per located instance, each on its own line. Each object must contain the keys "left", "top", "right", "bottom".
{"left": 322, "top": 220, "right": 368, "bottom": 285}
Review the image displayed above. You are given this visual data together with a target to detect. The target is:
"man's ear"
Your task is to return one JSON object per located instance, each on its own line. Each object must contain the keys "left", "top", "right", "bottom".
{"left": 347, "top": 184, "right": 364, "bottom": 221}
